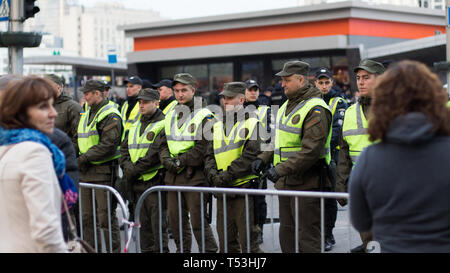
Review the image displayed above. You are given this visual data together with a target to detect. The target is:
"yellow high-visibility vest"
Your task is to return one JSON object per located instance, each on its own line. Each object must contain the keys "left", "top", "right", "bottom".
{"left": 213, "top": 117, "right": 259, "bottom": 186}
{"left": 128, "top": 119, "right": 165, "bottom": 181}
{"left": 121, "top": 101, "right": 141, "bottom": 131}
{"left": 78, "top": 104, "right": 123, "bottom": 164}
{"left": 342, "top": 102, "right": 373, "bottom": 165}
{"left": 273, "top": 97, "right": 332, "bottom": 167}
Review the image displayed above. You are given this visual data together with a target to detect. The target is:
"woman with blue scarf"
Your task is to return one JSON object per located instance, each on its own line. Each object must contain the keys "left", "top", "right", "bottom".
{"left": 0, "top": 76, "right": 77, "bottom": 253}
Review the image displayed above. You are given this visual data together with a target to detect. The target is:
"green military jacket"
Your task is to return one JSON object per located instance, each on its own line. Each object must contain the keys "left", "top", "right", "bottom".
{"left": 336, "top": 96, "right": 371, "bottom": 196}
{"left": 54, "top": 93, "right": 82, "bottom": 154}
{"left": 204, "top": 109, "right": 263, "bottom": 188}
{"left": 78, "top": 99, "right": 123, "bottom": 182}
{"left": 159, "top": 97, "right": 215, "bottom": 186}
{"left": 119, "top": 109, "right": 165, "bottom": 184}
{"left": 258, "top": 83, "right": 332, "bottom": 191}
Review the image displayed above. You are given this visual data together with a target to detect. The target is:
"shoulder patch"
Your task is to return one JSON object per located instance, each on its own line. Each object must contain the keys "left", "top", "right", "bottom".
{"left": 313, "top": 108, "right": 321, "bottom": 114}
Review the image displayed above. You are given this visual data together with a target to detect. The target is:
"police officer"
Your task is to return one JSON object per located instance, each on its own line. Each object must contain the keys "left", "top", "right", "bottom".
{"left": 45, "top": 74, "right": 82, "bottom": 153}
{"left": 251, "top": 60, "right": 332, "bottom": 253}
{"left": 77, "top": 79, "right": 123, "bottom": 252}
{"left": 336, "top": 59, "right": 386, "bottom": 253}
{"left": 158, "top": 73, "right": 218, "bottom": 253}
{"left": 122, "top": 76, "right": 143, "bottom": 131}
{"left": 204, "top": 82, "right": 263, "bottom": 253}
{"left": 152, "top": 79, "right": 178, "bottom": 115}
{"left": 119, "top": 88, "right": 169, "bottom": 253}
{"left": 314, "top": 67, "right": 348, "bottom": 251}
{"left": 243, "top": 79, "right": 270, "bottom": 244}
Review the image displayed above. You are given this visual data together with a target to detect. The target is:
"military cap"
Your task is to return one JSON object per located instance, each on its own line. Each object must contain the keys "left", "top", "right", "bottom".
{"left": 315, "top": 67, "right": 333, "bottom": 80}
{"left": 79, "top": 79, "right": 105, "bottom": 93}
{"left": 45, "top": 74, "right": 63, "bottom": 86}
{"left": 275, "top": 60, "right": 310, "bottom": 77}
{"left": 172, "top": 73, "right": 196, "bottom": 87}
{"left": 152, "top": 79, "right": 173, "bottom": 89}
{"left": 245, "top": 79, "right": 260, "bottom": 89}
{"left": 137, "top": 88, "right": 160, "bottom": 101}
{"left": 125, "top": 76, "right": 143, "bottom": 86}
{"left": 221, "top": 82, "right": 246, "bottom": 97}
{"left": 354, "top": 59, "right": 386, "bottom": 75}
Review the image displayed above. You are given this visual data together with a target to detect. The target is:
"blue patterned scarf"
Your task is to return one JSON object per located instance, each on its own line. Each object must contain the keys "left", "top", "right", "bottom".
{"left": 0, "top": 125, "right": 78, "bottom": 212}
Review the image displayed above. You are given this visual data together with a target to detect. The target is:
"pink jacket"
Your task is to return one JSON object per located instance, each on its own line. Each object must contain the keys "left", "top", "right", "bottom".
{"left": 0, "top": 141, "right": 67, "bottom": 253}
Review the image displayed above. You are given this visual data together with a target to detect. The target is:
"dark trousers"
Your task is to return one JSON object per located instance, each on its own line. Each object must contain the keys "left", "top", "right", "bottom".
{"left": 216, "top": 195, "right": 262, "bottom": 253}
{"left": 168, "top": 190, "right": 218, "bottom": 253}
{"left": 279, "top": 193, "right": 321, "bottom": 253}
{"left": 132, "top": 181, "right": 170, "bottom": 253}
{"left": 80, "top": 180, "right": 121, "bottom": 253}
{"left": 325, "top": 160, "right": 337, "bottom": 237}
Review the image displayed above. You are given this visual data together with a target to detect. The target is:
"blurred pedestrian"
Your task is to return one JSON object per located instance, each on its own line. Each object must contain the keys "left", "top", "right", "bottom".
{"left": 0, "top": 76, "right": 78, "bottom": 253}
{"left": 349, "top": 60, "right": 450, "bottom": 253}
{"left": 336, "top": 59, "right": 385, "bottom": 253}
{"left": 45, "top": 74, "right": 82, "bottom": 154}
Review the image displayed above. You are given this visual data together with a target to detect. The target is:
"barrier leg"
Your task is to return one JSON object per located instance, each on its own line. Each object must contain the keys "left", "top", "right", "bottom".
{"left": 320, "top": 197, "right": 325, "bottom": 253}
{"left": 295, "top": 196, "right": 299, "bottom": 253}
{"left": 223, "top": 193, "right": 227, "bottom": 253}
{"left": 178, "top": 191, "right": 183, "bottom": 253}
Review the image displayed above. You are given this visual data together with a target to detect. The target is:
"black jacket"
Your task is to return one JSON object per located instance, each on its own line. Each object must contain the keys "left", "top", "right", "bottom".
{"left": 323, "top": 86, "right": 348, "bottom": 162}
{"left": 48, "top": 128, "right": 79, "bottom": 190}
{"left": 349, "top": 112, "right": 450, "bottom": 253}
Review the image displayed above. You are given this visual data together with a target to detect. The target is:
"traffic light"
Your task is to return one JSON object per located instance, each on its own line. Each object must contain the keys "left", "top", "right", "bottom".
{"left": 23, "top": 0, "right": 40, "bottom": 21}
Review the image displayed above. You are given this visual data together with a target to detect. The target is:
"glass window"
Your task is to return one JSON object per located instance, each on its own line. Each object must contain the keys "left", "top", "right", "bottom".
{"left": 161, "top": 66, "right": 183, "bottom": 80}
{"left": 300, "top": 57, "right": 331, "bottom": 73}
{"left": 209, "top": 62, "right": 233, "bottom": 92}
{"left": 184, "top": 64, "right": 208, "bottom": 93}
{"left": 241, "top": 60, "right": 263, "bottom": 85}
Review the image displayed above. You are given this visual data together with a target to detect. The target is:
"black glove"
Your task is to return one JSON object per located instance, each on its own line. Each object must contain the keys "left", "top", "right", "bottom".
{"left": 263, "top": 167, "right": 280, "bottom": 183}
{"left": 164, "top": 158, "right": 180, "bottom": 174}
{"left": 212, "top": 175, "right": 225, "bottom": 187}
{"left": 77, "top": 155, "right": 89, "bottom": 173}
{"left": 123, "top": 165, "right": 138, "bottom": 181}
{"left": 251, "top": 159, "right": 266, "bottom": 175}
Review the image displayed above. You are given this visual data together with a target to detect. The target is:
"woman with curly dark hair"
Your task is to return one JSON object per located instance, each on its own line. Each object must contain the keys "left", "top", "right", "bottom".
{"left": 349, "top": 60, "right": 450, "bottom": 253}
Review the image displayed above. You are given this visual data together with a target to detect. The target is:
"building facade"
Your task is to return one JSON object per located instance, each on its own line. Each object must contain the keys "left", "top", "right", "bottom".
{"left": 122, "top": 1, "right": 445, "bottom": 94}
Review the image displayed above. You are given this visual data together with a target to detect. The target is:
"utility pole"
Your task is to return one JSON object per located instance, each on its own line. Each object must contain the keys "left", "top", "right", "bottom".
{"left": 447, "top": 1, "right": 450, "bottom": 89}
{"left": 9, "top": 0, "right": 24, "bottom": 75}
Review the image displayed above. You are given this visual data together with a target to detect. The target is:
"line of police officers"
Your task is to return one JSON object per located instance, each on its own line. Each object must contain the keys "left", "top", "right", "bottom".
{"left": 51, "top": 57, "right": 385, "bottom": 253}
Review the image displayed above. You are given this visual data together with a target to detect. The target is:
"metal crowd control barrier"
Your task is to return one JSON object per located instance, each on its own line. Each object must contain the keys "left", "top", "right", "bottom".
{"left": 79, "top": 182, "right": 130, "bottom": 253}
{"left": 132, "top": 185, "right": 350, "bottom": 253}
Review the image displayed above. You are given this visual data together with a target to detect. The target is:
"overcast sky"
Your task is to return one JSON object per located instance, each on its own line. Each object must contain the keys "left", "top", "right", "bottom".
{"left": 77, "top": 0, "right": 300, "bottom": 20}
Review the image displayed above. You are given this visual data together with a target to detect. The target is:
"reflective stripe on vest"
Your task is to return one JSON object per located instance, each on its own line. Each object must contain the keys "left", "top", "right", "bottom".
{"left": 273, "top": 97, "right": 332, "bottom": 167}
{"left": 78, "top": 104, "right": 123, "bottom": 164}
{"left": 128, "top": 119, "right": 165, "bottom": 181}
{"left": 121, "top": 101, "right": 141, "bottom": 131}
{"left": 213, "top": 117, "right": 259, "bottom": 186}
{"left": 342, "top": 102, "right": 372, "bottom": 164}
{"left": 165, "top": 107, "right": 213, "bottom": 156}
{"left": 329, "top": 97, "right": 345, "bottom": 116}
{"left": 161, "top": 100, "right": 178, "bottom": 115}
